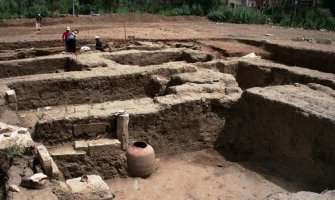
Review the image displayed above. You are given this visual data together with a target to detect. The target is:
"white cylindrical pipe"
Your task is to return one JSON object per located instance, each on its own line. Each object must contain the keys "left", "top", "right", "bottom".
{"left": 117, "top": 113, "right": 129, "bottom": 151}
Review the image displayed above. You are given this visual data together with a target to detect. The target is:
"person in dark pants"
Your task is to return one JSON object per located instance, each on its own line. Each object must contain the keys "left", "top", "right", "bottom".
{"left": 62, "top": 27, "right": 71, "bottom": 51}
{"left": 95, "top": 35, "right": 104, "bottom": 51}
{"left": 66, "top": 30, "right": 78, "bottom": 53}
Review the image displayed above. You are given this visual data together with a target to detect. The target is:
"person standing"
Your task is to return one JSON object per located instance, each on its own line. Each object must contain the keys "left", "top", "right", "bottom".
{"left": 36, "top": 14, "right": 42, "bottom": 31}
{"left": 62, "top": 27, "right": 71, "bottom": 51}
{"left": 67, "top": 30, "right": 79, "bottom": 53}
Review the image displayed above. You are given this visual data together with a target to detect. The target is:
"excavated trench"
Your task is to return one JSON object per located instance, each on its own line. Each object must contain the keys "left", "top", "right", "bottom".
{"left": 0, "top": 39, "right": 334, "bottom": 199}
{"left": 0, "top": 56, "right": 89, "bottom": 78}
{"left": 7, "top": 62, "right": 196, "bottom": 110}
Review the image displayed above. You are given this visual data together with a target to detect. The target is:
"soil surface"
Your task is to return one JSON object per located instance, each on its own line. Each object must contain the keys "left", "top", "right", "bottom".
{"left": 1, "top": 13, "right": 334, "bottom": 200}
{"left": 108, "top": 149, "right": 299, "bottom": 200}
{"left": 0, "top": 13, "right": 334, "bottom": 52}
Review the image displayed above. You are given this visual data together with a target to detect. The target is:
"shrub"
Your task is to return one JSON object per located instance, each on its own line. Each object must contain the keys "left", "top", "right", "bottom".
{"left": 190, "top": 3, "right": 204, "bottom": 16}
{"left": 184, "top": 0, "right": 221, "bottom": 14}
{"left": 159, "top": 5, "right": 191, "bottom": 16}
{"left": 272, "top": 8, "right": 335, "bottom": 31}
{"left": 0, "top": 13, "right": 19, "bottom": 19}
{"left": 0, "top": 0, "right": 18, "bottom": 19}
{"left": 24, "top": 5, "right": 52, "bottom": 18}
{"left": 4, "top": 143, "right": 23, "bottom": 161}
{"left": 208, "top": 6, "right": 268, "bottom": 24}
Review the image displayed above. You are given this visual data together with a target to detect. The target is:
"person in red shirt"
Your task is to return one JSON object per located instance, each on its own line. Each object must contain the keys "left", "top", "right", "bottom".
{"left": 62, "top": 27, "right": 71, "bottom": 51}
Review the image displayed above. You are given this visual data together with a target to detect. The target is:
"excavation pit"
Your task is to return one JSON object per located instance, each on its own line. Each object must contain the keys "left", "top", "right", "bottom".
{"left": 0, "top": 39, "right": 334, "bottom": 200}
{"left": 105, "top": 48, "right": 213, "bottom": 66}
{"left": 0, "top": 56, "right": 91, "bottom": 79}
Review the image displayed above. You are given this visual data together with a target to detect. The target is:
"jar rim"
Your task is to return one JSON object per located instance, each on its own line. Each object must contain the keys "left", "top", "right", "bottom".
{"left": 133, "top": 141, "right": 147, "bottom": 148}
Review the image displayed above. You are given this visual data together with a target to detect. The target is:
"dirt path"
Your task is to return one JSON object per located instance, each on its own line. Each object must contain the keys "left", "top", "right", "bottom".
{"left": 108, "top": 149, "right": 299, "bottom": 200}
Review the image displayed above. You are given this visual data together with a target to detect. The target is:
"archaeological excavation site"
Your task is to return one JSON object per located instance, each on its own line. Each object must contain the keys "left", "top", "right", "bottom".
{"left": 0, "top": 37, "right": 334, "bottom": 200}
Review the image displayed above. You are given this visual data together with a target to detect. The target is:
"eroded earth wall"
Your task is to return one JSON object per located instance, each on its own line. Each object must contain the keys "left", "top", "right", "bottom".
{"left": 219, "top": 84, "right": 335, "bottom": 191}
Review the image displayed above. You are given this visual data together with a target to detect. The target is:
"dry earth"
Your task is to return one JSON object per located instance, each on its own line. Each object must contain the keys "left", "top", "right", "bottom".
{"left": 108, "top": 149, "right": 300, "bottom": 200}
{"left": 0, "top": 13, "right": 334, "bottom": 51}
{"left": 0, "top": 13, "right": 334, "bottom": 200}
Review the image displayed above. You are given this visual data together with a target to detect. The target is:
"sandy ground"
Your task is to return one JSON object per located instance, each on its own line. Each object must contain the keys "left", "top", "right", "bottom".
{"left": 108, "top": 149, "right": 298, "bottom": 200}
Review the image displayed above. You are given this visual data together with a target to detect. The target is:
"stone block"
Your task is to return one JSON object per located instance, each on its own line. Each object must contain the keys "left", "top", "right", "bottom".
{"left": 18, "top": 127, "right": 28, "bottom": 134}
{"left": 8, "top": 184, "right": 20, "bottom": 192}
{"left": 36, "top": 144, "right": 62, "bottom": 180}
{"left": 5, "top": 90, "right": 17, "bottom": 103}
{"left": 74, "top": 140, "right": 88, "bottom": 151}
{"left": 51, "top": 146, "right": 86, "bottom": 160}
{"left": 51, "top": 160, "right": 60, "bottom": 180}
{"left": 0, "top": 127, "right": 10, "bottom": 134}
{"left": 36, "top": 145, "right": 52, "bottom": 177}
{"left": 0, "top": 123, "right": 11, "bottom": 134}
{"left": 21, "top": 173, "right": 48, "bottom": 189}
{"left": 88, "top": 139, "right": 121, "bottom": 156}
{"left": 66, "top": 175, "right": 109, "bottom": 193}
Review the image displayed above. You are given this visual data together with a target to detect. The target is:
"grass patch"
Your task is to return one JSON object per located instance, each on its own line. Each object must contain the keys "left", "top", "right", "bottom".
{"left": 4, "top": 143, "right": 23, "bottom": 161}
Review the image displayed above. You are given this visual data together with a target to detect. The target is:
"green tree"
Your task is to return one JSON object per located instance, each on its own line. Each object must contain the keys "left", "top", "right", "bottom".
{"left": 183, "top": 0, "right": 220, "bottom": 14}
{"left": 323, "top": 0, "right": 335, "bottom": 16}
{"left": 14, "top": 0, "right": 23, "bottom": 18}
{"left": 46, "top": 0, "right": 56, "bottom": 11}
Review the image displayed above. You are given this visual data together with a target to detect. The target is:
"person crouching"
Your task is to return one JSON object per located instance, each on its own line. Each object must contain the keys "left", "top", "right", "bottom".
{"left": 95, "top": 35, "right": 111, "bottom": 52}
{"left": 95, "top": 35, "right": 104, "bottom": 51}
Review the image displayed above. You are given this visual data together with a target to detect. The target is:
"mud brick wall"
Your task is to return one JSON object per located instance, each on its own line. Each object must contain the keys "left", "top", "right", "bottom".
{"left": 238, "top": 39, "right": 335, "bottom": 74}
{"left": 236, "top": 63, "right": 272, "bottom": 89}
{"left": 8, "top": 65, "right": 196, "bottom": 110}
{"left": 236, "top": 62, "right": 335, "bottom": 90}
{"left": 9, "top": 73, "right": 151, "bottom": 110}
{"left": 34, "top": 118, "right": 115, "bottom": 144}
{"left": 35, "top": 99, "right": 232, "bottom": 154}
{"left": 265, "top": 43, "right": 335, "bottom": 74}
{"left": 0, "top": 57, "right": 69, "bottom": 78}
{"left": 53, "top": 145, "right": 127, "bottom": 179}
{"left": 72, "top": 122, "right": 110, "bottom": 137}
{"left": 0, "top": 39, "right": 93, "bottom": 50}
{"left": 128, "top": 100, "right": 229, "bottom": 155}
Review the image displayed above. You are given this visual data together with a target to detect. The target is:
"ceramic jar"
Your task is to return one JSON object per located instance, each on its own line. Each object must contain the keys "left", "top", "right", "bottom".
{"left": 126, "top": 141, "right": 156, "bottom": 178}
